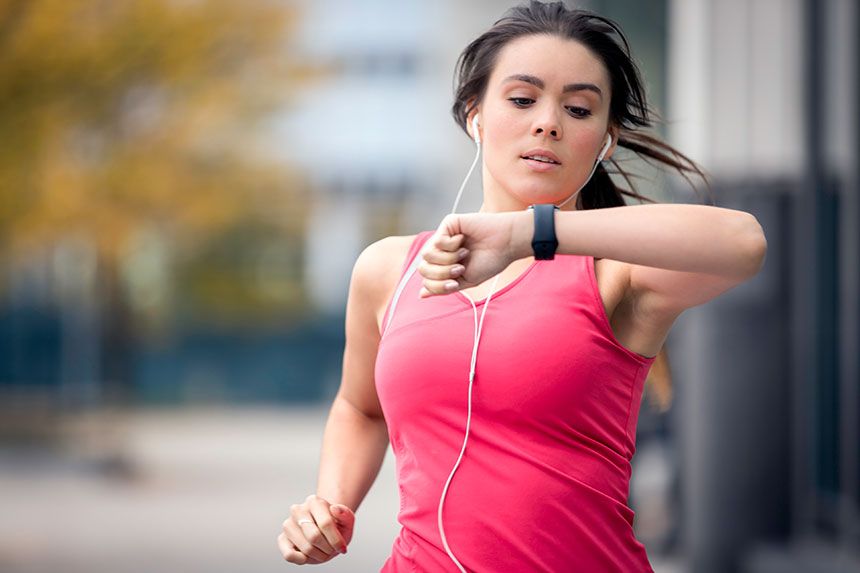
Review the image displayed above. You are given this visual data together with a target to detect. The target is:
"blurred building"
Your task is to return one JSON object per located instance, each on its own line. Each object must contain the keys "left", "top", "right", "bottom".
{"left": 667, "top": 0, "right": 859, "bottom": 571}
{"left": 275, "top": 0, "right": 511, "bottom": 314}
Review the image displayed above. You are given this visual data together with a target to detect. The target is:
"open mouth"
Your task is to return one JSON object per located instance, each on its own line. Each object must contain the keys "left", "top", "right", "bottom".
{"left": 521, "top": 155, "right": 561, "bottom": 170}
{"left": 523, "top": 155, "right": 561, "bottom": 165}
{"left": 520, "top": 153, "right": 561, "bottom": 165}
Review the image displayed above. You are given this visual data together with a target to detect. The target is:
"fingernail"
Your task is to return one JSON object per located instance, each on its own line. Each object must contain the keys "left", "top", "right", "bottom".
{"left": 457, "top": 248, "right": 469, "bottom": 259}
{"left": 444, "top": 280, "right": 458, "bottom": 291}
{"left": 450, "top": 265, "right": 465, "bottom": 276}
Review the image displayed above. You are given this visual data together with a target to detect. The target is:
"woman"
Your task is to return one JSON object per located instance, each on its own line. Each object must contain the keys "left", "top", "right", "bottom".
{"left": 277, "top": 1, "right": 767, "bottom": 571}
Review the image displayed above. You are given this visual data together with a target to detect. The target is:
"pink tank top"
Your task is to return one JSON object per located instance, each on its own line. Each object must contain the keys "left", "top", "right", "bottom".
{"left": 376, "top": 230, "right": 656, "bottom": 572}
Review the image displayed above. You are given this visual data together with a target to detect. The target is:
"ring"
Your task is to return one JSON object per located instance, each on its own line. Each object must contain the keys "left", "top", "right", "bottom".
{"left": 297, "top": 518, "right": 314, "bottom": 526}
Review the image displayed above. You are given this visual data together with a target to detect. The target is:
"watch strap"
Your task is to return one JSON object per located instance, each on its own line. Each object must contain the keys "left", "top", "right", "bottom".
{"left": 527, "top": 204, "right": 559, "bottom": 260}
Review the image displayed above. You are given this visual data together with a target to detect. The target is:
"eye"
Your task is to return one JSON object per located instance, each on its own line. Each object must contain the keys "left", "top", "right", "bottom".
{"left": 508, "top": 97, "right": 534, "bottom": 107}
{"left": 507, "top": 97, "right": 592, "bottom": 119}
{"left": 566, "top": 106, "right": 592, "bottom": 118}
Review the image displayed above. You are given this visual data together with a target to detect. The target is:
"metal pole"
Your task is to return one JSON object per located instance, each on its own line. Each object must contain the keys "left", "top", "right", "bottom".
{"left": 837, "top": 0, "right": 860, "bottom": 551}
{"left": 792, "top": 0, "right": 824, "bottom": 542}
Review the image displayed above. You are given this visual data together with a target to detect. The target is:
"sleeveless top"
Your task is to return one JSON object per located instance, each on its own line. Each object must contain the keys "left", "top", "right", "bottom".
{"left": 376, "top": 230, "right": 657, "bottom": 572}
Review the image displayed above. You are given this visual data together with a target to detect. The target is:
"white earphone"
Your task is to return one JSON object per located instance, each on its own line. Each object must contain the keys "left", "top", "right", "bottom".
{"left": 597, "top": 133, "right": 612, "bottom": 162}
{"left": 471, "top": 114, "right": 481, "bottom": 145}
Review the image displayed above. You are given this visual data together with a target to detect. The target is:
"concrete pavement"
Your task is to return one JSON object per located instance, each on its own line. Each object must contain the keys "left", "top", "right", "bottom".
{"left": 0, "top": 406, "right": 684, "bottom": 572}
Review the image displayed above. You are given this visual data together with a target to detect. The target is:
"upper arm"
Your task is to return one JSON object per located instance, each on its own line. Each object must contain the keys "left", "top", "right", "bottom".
{"left": 337, "top": 236, "right": 410, "bottom": 420}
{"left": 629, "top": 223, "right": 768, "bottom": 321}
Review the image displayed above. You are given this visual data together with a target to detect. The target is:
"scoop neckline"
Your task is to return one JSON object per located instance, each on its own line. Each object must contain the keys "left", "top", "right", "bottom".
{"left": 454, "top": 259, "right": 540, "bottom": 307}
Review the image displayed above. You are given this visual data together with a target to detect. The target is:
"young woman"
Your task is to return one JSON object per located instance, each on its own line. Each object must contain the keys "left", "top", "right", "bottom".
{"left": 277, "top": 2, "right": 767, "bottom": 571}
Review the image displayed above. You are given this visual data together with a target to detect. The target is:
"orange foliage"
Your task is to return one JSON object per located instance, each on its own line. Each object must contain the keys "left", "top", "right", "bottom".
{"left": 0, "top": 0, "right": 322, "bottom": 322}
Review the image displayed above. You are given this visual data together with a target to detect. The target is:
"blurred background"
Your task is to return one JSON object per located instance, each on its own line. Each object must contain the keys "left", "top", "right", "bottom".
{"left": 0, "top": 0, "right": 857, "bottom": 571}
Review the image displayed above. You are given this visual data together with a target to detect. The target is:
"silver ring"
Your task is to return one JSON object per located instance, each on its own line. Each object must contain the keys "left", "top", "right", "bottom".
{"left": 297, "top": 518, "right": 314, "bottom": 526}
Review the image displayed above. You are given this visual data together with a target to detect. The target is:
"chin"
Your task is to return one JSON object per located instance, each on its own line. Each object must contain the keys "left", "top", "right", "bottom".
{"left": 513, "top": 182, "right": 566, "bottom": 204}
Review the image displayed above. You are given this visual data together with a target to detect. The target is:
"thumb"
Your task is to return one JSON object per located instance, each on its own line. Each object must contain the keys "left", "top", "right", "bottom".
{"left": 330, "top": 504, "right": 356, "bottom": 530}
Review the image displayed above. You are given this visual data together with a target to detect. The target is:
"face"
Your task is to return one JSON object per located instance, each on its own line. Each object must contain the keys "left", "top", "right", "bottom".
{"left": 469, "top": 34, "right": 617, "bottom": 211}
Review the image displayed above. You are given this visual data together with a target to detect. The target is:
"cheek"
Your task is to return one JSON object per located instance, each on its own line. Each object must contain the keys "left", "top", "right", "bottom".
{"left": 564, "top": 128, "right": 608, "bottom": 174}
{"left": 482, "top": 117, "right": 519, "bottom": 169}
{"left": 571, "top": 125, "right": 606, "bottom": 154}
{"left": 485, "top": 108, "right": 523, "bottom": 145}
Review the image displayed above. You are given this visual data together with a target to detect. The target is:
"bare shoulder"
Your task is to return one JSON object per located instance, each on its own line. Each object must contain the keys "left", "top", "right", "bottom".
{"left": 354, "top": 234, "right": 420, "bottom": 335}
{"left": 355, "top": 234, "right": 418, "bottom": 288}
{"left": 338, "top": 234, "right": 420, "bottom": 419}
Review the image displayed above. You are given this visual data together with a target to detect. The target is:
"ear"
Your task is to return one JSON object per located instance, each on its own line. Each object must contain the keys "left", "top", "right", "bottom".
{"left": 466, "top": 102, "right": 481, "bottom": 141}
{"left": 603, "top": 125, "right": 620, "bottom": 161}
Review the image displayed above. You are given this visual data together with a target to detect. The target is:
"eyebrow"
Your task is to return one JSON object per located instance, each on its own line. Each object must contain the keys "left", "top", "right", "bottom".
{"left": 502, "top": 74, "right": 603, "bottom": 100}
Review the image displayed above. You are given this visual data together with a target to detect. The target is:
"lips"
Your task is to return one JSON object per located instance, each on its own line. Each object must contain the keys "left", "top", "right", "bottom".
{"left": 520, "top": 148, "right": 561, "bottom": 164}
{"left": 522, "top": 157, "right": 560, "bottom": 172}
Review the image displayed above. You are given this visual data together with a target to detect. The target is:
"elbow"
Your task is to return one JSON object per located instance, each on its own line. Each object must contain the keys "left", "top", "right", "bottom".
{"left": 739, "top": 213, "right": 768, "bottom": 279}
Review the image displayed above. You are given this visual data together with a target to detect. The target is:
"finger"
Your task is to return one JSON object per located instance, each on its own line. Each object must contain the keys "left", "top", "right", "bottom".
{"left": 419, "top": 278, "right": 462, "bottom": 298}
{"left": 432, "top": 232, "right": 464, "bottom": 254}
{"left": 290, "top": 502, "right": 338, "bottom": 559}
{"left": 278, "top": 531, "right": 321, "bottom": 565}
{"left": 418, "top": 260, "right": 466, "bottom": 282}
{"left": 438, "top": 213, "right": 465, "bottom": 240}
{"left": 283, "top": 518, "right": 331, "bottom": 563}
{"left": 329, "top": 504, "right": 356, "bottom": 535}
{"left": 295, "top": 516, "right": 339, "bottom": 559}
{"left": 308, "top": 498, "right": 349, "bottom": 554}
{"left": 423, "top": 246, "right": 469, "bottom": 266}
{"left": 293, "top": 500, "right": 337, "bottom": 556}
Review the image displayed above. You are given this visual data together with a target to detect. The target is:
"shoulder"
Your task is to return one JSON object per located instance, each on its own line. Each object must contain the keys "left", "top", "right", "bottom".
{"left": 354, "top": 234, "right": 421, "bottom": 282}
{"left": 352, "top": 234, "right": 423, "bottom": 318}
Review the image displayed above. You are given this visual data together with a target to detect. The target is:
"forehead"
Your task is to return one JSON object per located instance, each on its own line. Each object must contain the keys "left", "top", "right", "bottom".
{"left": 488, "top": 34, "right": 609, "bottom": 92}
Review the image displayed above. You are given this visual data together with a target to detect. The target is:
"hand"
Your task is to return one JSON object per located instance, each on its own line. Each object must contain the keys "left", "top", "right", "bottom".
{"left": 277, "top": 494, "right": 355, "bottom": 565}
{"left": 418, "top": 211, "right": 525, "bottom": 298}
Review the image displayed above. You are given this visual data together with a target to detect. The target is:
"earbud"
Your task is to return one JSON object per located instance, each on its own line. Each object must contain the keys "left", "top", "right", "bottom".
{"left": 597, "top": 134, "right": 612, "bottom": 162}
{"left": 471, "top": 114, "right": 481, "bottom": 145}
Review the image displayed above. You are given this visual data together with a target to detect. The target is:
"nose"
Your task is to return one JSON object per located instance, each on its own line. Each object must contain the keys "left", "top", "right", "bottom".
{"left": 532, "top": 106, "right": 562, "bottom": 139}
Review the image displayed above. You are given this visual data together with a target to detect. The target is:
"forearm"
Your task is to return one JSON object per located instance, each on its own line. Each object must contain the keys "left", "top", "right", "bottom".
{"left": 315, "top": 395, "right": 390, "bottom": 513}
{"left": 511, "top": 204, "right": 766, "bottom": 278}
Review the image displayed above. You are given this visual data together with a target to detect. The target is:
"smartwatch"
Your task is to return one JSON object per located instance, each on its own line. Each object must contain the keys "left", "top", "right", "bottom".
{"left": 527, "top": 204, "right": 559, "bottom": 260}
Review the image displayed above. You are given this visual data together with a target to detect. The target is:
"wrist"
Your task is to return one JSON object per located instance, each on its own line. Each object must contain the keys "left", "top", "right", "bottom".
{"left": 509, "top": 209, "right": 534, "bottom": 260}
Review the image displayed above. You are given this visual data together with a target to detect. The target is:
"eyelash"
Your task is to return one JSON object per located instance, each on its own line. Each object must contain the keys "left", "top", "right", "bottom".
{"left": 507, "top": 97, "right": 592, "bottom": 118}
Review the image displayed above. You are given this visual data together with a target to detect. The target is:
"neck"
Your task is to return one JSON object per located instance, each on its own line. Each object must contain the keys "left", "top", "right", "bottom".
{"left": 478, "top": 178, "right": 580, "bottom": 214}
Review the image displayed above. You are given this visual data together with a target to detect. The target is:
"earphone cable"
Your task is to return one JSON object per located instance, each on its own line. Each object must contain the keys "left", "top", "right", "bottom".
{"left": 382, "top": 141, "right": 482, "bottom": 337}
{"left": 436, "top": 272, "right": 499, "bottom": 573}
{"left": 554, "top": 156, "right": 604, "bottom": 209}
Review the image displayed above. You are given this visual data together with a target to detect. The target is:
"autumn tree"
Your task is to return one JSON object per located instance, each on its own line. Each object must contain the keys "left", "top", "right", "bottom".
{"left": 0, "top": 0, "right": 319, "bottom": 402}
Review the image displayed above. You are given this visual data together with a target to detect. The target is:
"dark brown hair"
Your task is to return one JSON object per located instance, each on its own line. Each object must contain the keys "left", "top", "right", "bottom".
{"left": 451, "top": 1, "right": 709, "bottom": 411}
